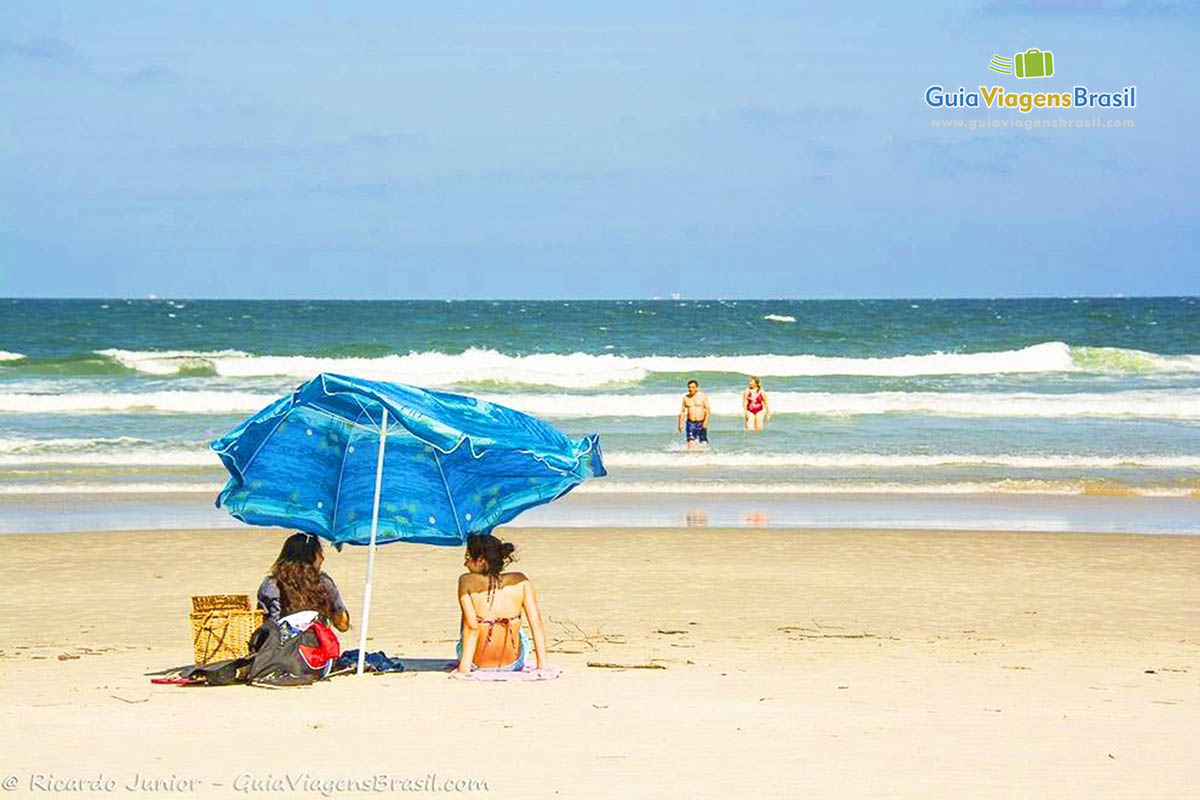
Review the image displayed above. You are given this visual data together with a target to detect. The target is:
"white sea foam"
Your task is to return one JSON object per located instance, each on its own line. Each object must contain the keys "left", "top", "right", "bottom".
{"left": 3, "top": 447, "right": 1197, "bottom": 471}
{"left": 0, "top": 479, "right": 1193, "bottom": 498}
{"left": 95, "top": 348, "right": 646, "bottom": 387}
{"left": 95, "top": 348, "right": 252, "bottom": 375}
{"left": 574, "top": 481, "right": 1199, "bottom": 497}
{"left": 0, "top": 450, "right": 217, "bottom": 467}
{"left": 494, "top": 390, "right": 1200, "bottom": 420}
{"left": 1, "top": 389, "right": 1199, "bottom": 420}
{"left": 602, "top": 452, "right": 1200, "bottom": 470}
{"left": 0, "top": 351, "right": 25, "bottom": 362}
{"left": 0, "top": 482, "right": 220, "bottom": 495}
{"left": 0, "top": 436, "right": 155, "bottom": 453}
{"left": 762, "top": 314, "right": 796, "bottom": 323}
{"left": 88, "top": 342, "right": 1200, "bottom": 386}
{"left": 0, "top": 391, "right": 275, "bottom": 414}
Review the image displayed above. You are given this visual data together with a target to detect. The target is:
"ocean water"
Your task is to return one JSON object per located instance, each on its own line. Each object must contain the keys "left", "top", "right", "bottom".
{"left": 1, "top": 297, "right": 1198, "bottom": 533}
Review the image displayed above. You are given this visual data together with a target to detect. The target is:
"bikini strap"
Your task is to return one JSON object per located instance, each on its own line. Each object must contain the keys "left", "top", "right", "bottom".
{"left": 476, "top": 614, "right": 521, "bottom": 650}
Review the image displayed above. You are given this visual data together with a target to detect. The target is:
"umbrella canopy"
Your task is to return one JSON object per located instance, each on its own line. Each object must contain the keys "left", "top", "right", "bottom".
{"left": 212, "top": 373, "right": 605, "bottom": 676}
{"left": 211, "top": 373, "right": 606, "bottom": 547}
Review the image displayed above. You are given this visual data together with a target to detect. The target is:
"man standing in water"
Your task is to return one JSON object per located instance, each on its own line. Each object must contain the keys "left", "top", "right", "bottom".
{"left": 678, "top": 379, "right": 711, "bottom": 450}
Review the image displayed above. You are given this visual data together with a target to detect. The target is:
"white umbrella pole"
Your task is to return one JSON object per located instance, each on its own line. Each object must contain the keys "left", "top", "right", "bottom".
{"left": 356, "top": 407, "right": 388, "bottom": 676}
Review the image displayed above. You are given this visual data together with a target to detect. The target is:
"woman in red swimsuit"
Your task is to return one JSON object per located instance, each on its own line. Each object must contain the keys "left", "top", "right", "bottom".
{"left": 742, "top": 376, "right": 769, "bottom": 431}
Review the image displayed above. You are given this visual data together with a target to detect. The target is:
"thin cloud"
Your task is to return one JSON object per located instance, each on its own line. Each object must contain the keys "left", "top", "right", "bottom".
{"left": 892, "top": 136, "right": 1034, "bottom": 175}
{"left": 177, "top": 132, "right": 422, "bottom": 161}
{"left": 975, "top": 0, "right": 1182, "bottom": 17}
{"left": 665, "top": 106, "right": 856, "bottom": 164}
{"left": 121, "top": 66, "right": 180, "bottom": 86}
{"left": 0, "top": 36, "right": 78, "bottom": 62}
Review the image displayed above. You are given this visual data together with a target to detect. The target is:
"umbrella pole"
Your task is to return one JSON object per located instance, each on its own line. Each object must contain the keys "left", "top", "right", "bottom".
{"left": 356, "top": 407, "right": 388, "bottom": 676}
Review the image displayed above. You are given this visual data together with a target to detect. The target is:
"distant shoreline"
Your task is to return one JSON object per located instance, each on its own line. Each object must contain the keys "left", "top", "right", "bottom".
{"left": 1, "top": 490, "right": 1195, "bottom": 536}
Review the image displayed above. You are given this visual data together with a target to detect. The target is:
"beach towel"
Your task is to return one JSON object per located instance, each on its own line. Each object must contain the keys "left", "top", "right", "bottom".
{"left": 449, "top": 665, "right": 563, "bottom": 682}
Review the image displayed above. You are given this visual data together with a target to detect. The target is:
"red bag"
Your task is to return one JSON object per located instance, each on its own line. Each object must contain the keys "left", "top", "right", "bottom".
{"left": 299, "top": 621, "right": 341, "bottom": 672}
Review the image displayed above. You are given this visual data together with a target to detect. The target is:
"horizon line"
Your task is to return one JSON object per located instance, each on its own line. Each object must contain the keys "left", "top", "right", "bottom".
{"left": 3, "top": 294, "right": 1197, "bottom": 302}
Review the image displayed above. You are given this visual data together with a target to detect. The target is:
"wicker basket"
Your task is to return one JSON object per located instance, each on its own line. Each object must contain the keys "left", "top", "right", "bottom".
{"left": 190, "top": 594, "right": 266, "bottom": 665}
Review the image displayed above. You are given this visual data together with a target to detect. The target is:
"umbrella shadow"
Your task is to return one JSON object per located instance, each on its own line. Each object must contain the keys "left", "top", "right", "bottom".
{"left": 396, "top": 657, "right": 457, "bottom": 673}
{"left": 328, "top": 656, "right": 456, "bottom": 678}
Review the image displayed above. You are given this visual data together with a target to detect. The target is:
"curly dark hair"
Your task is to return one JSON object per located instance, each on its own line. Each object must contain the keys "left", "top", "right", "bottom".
{"left": 270, "top": 532, "right": 336, "bottom": 622}
{"left": 466, "top": 533, "right": 516, "bottom": 602}
{"left": 466, "top": 533, "right": 516, "bottom": 576}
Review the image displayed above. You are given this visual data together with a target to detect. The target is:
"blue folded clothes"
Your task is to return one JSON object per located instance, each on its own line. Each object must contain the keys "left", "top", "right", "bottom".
{"left": 333, "top": 649, "right": 405, "bottom": 673}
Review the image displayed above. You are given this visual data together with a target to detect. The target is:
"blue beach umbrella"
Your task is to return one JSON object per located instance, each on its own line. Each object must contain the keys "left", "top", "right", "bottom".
{"left": 210, "top": 373, "right": 605, "bottom": 674}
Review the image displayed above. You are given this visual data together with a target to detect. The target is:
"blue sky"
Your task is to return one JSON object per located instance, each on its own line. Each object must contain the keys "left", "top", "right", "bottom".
{"left": 1, "top": 1, "right": 1196, "bottom": 298}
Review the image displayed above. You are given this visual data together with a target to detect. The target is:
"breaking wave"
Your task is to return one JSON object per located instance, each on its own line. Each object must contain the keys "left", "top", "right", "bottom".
{"left": 44, "top": 342, "right": 1200, "bottom": 386}
{"left": 1, "top": 389, "right": 1198, "bottom": 420}
{"left": 5, "top": 479, "right": 1192, "bottom": 498}
{"left": 4, "top": 447, "right": 1198, "bottom": 470}
{"left": 602, "top": 452, "right": 1200, "bottom": 470}
{"left": 575, "top": 480, "right": 1199, "bottom": 497}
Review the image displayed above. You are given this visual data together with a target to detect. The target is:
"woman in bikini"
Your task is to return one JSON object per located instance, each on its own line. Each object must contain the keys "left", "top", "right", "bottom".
{"left": 742, "top": 376, "right": 769, "bottom": 431}
{"left": 455, "top": 533, "right": 548, "bottom": 674}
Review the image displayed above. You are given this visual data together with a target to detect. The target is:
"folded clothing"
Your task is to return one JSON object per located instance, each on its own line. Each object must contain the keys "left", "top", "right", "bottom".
{"left": 333, "top": 649, "right": 406, "bottom": 674}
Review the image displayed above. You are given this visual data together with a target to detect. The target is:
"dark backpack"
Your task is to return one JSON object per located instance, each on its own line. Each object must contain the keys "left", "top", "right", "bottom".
{"left": 181, "top": 618, "right": 340, "bottom": 687}
{"left": 246, "top": 618, "right": 341, "bottom": 686}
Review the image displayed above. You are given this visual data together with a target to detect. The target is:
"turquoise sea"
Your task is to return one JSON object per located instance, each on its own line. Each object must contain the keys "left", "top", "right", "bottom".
{"left": 1, "top": 297, "right": 1198, "bottom": 533}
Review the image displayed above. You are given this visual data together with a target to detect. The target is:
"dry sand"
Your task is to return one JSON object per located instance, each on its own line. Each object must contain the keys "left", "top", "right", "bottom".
{"left": 1, "top": 527, "right": 1197, "bottom": 799}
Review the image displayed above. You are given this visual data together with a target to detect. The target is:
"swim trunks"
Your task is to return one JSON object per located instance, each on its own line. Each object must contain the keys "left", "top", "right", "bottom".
{"left": 685, "top": 419, "right": 708, "bottom": 443}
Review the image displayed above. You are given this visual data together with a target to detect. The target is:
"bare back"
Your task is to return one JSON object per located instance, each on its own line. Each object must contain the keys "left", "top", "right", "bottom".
{"left": 458, "top": 571, "right": 529, "bottom": 668}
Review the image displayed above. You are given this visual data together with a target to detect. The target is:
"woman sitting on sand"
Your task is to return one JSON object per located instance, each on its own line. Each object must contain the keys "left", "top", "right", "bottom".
{"left": 257, "top": 532, "right": 350, "bottom": 632}
{"left": 456, "top": 533, "right": 548, "bottom": 674}
{"left": 742, "top": 376, "right": 770, "bottom": 430}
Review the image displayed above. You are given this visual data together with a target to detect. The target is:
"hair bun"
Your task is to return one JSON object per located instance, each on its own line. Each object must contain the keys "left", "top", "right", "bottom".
{"left": 502, "top": 542, "right": 515, "bottom": 556}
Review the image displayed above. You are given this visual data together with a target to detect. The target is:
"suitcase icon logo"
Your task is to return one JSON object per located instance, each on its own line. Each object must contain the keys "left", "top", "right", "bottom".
{"left": 988, "top": 48, "right": 1055, "bottom": 79}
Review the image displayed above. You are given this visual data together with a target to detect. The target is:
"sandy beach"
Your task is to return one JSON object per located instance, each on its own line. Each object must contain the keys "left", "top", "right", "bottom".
{"left": 2, "top": 526, "right": 1196, "bottom": 799}
{"left": 6, "top": 0, "right": 1196, "bottom": 795}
